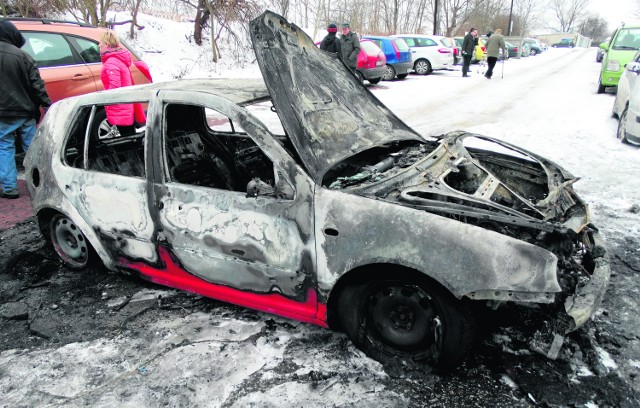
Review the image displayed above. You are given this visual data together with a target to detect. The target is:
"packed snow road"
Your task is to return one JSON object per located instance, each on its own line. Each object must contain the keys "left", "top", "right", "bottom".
{"left": 1, "top": 47, "right": 639, "bottom": 407}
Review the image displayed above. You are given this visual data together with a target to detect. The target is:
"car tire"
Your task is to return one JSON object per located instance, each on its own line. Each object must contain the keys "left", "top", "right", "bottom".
{"left": 414, "top": 59, "right": 432, "bottom": 75}
{"left": 91, "top": 108, "right": 119, "bottom": 139}
{"left": 49, "top": 213, "right": 95, "bottom": 269}
{"left": 397, "top": 73, "right": 408, "bottom": 79}
{"left": 368, "top": 77, "right": 382, "bottom": 84}
{"left": 355, "top": 70, "right": 365, "bottom": 84}
{"left": 617, "top": 107, "right": 631, "bottom": 144}
{"left": 337, "top": 271, "right": 476, "bottom": 372}
{"left": 597, "top": 80, "right": 606, "bottom": 94}
{"left": 382, "top": 65, "right": 396, "bottom": 81}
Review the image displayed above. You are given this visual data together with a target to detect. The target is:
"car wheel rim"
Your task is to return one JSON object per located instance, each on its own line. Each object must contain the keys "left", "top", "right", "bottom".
{"left": 51, "top": 215, "right": 89, "bottom": 268}
{"left": 383, "top": 66, "right": 395, "bottom": 80}
{"left": 366, "top": 282, "right": 439, "bottom": 351}
{"left": 415, "top": 61, "right": 429, "bottom": 75}
{"left": 98, "top": 119, "right": 119, "bottom": 139}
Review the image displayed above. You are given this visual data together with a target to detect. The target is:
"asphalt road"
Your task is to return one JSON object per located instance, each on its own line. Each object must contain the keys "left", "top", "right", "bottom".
{"left": 1, "top": 48, "right": 639, "bottom": 407}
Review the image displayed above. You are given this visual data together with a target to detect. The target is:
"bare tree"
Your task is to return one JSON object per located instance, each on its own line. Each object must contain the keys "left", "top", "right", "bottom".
{"left": 514, "top": 0, "right": 541, "bottom": 36}
{"left": 579, "top": 14, "right": 608, "bottom": 42}
{"left": 549, "top": 0, "right": 590, "bottom": 33}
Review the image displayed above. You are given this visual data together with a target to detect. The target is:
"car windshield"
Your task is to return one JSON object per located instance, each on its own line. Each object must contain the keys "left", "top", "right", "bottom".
{"left": 612, "top": 28, "right": 640, "bottom": 50}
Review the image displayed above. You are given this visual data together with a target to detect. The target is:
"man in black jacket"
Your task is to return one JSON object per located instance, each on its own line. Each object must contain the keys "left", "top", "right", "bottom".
{"left": 461, "top": 28, "right": 478, "bottom": 78}
{"left": 320, "top": 23, "right": 341, "bottom": 55}
{"left": 0, "top": 19, "right": 50, "bottom": 199}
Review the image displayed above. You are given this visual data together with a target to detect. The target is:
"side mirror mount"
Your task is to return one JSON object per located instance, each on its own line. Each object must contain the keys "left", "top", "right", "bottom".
{"left": 627, "top": 61, "right": 640, "bottom": 74}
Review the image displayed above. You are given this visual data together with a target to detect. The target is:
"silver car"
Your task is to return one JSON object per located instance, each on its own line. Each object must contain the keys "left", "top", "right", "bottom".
{"left": 25, "top": 11, "right": 610, "bottom": 371}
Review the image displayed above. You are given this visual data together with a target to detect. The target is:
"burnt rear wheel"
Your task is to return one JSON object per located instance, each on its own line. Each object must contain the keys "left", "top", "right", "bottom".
{"left": 49, "top": 214, "right": 94, "bottom": 269}
{"left": 337, "top": 273, "right": 476, "bottom": 372}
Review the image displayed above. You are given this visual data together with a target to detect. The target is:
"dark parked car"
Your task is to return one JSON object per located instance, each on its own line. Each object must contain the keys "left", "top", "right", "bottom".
{"left": 597, "top": 37, "right": 610, "bottom": 62}
{"left": 505, "top": 41, "right": 520, "bottom": 58}
{"left": 361, "top": 35, "right": 413, "bottom": 80}
{"left": 553, "top": 38, "right": 575, "bottom": 48}
{"left": 25, "top": 10, "right": 610, "bottom": 372}
{"left": 523, "top": 38, "right": 543, "bottom": 55}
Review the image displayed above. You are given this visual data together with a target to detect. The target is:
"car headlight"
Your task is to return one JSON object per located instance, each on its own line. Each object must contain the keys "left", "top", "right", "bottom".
{"left": 606, "top": 60, "right": 621, "bottom": 72}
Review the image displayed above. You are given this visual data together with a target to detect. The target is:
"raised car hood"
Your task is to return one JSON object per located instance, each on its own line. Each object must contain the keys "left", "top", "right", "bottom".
{"left": 250, "top": 11, "right": 422, "bottom": 184}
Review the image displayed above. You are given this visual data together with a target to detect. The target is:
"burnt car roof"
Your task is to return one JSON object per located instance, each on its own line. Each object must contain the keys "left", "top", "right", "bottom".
{"left": 250, "top": 11, "right": 424, "bottom": 184}
{"left": 142, "top": 78, "right": 271, "bottom": 105}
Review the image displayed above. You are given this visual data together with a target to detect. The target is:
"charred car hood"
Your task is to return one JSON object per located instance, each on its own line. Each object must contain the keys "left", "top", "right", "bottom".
{"left": 250, "top": 11, "right": 422, "bottom": 184}
{"left": 326, "top": 131, "right": 589, "bottom": 232}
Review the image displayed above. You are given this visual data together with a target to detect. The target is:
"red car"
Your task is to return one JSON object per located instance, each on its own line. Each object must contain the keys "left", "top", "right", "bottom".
{"left": 356, "top": 39, "right": 386, "bottom": 84}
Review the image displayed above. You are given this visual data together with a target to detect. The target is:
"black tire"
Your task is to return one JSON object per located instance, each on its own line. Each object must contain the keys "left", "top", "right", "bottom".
{"left": 397, "top": 73, "right": 408, "bottom": 79}
{"left": 355, "top": 70, "right": 365, "bottom": 84}
{"left": 382, "top": 65, "right": 396, "bottom": 81}
{"left": 368, "top": 77, "right": 382, "bottom": 84}
{"left": 617, "top": 107, "right": 631, "bottom": 144}
{"left": 337, "top": 272, "right": 476, "bottom": 372}
{"left": 49, "top": 213, "right": 95, "bottom": 269}
{"left": 414, "top": 59, "right": 432, "bottom": 75}
{"left": 597, "top": 80, "right": 606, "bottom": 94}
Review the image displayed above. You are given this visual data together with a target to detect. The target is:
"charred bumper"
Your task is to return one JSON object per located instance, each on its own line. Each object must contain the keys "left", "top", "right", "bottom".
{"left": 563, "top": 228, "right": 610, "bottom": 331}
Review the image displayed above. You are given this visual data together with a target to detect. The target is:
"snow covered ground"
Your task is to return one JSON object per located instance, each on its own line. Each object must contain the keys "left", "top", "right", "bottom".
{"left": 1, "top": 12, "right": 639, "bottom": 407}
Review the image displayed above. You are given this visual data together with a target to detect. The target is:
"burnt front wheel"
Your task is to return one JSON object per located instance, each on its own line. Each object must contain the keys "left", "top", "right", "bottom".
{"left": 49, "top": 214, "right": 94, "bottom": 269}
{"left": 338, "top": 275, "right": 476, "bottom": 372}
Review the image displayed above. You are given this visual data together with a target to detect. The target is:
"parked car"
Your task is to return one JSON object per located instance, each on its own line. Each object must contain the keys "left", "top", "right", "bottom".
{"left": 553, "top": 38, "right": 575, "bottom": 48}
{"left": 447, "top": 37, "right": 462, "bottom": 64}
{"left": 520, "top": 42, "right": 531, "bottom": 58}
{"left": 613, "top": 51, "right": 640, "bottom": 144}
{"left": 355, "top": 39, "right": 386, "bottom": 84}
{"left": 523, "top": 38, "right": 543, "bottom": 55}
{"left": 10, "top": 18, "right": 152, "bottom": 138}
{"left": 505, "top": 41, "right": 520, "bottom": 58}
{"left": 10, "top": 18, "right": 152, "bottom": 104}
{"left": 598, "top": 24, "right": 640, "bottom": 93}
{"left": 25, "top": 10, "right": 610, "bottom": 372}
{"left": 390, "top": 34, "right": 454, "bottom": 75}
{"left": 597, "top": 37, "right": 611, "bottom": 62}
{"left": 361, "top": 35, "right": 412, "bottom": 80}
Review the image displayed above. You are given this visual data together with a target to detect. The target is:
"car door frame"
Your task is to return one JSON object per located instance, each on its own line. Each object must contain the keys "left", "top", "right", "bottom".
{"left": 147, "top": 90, "right": 319, "bottom": 317}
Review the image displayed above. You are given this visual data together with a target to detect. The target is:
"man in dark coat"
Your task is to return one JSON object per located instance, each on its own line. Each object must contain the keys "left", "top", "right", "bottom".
{"left": 339, "top": 22, "right": 360, "bottom": 73}
{"left": 0, "top": 19, "right": 51, "bottom": 199}
{"left": 461, "top": 28, "right": 478, "bottom": 78}
{"left": 320, "top": 23, "right": 341, "bottom": 55}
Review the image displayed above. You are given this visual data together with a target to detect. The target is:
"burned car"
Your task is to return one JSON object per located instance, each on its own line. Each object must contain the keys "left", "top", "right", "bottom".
{"left": 25, "top": 11, "right": 609, "bottom": 371}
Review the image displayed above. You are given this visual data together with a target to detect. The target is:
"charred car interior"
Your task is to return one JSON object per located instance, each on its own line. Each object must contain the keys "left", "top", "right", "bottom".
{"left": 24, "top": 10, "right": 610, "bottom": 372}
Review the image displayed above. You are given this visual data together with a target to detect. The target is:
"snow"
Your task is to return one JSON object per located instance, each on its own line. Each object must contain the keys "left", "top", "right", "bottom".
{"left": 2, "top": 10, "right": 640, "bottom": 407}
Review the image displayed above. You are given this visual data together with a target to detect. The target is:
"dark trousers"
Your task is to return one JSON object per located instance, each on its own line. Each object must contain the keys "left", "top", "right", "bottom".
{"left": 462, "top": 55, "right": 472, "bottom": 76}
{"left": 486, "top": 56, "right": 498, "bottom": 78}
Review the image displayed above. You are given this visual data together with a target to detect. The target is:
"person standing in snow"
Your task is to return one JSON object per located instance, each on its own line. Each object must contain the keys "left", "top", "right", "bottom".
{"left": 99, "top": 30, "right": 145, "bottom": 136}
{"left": 461, "top": 28, "right": 478, "bottom": 78}
{"left": 0, "top": 19, "right": 51, "bottom": 200}
{"left": 339, "top": 22, "right": 360, "bottom": 73}
{"left": 320, "top": 23, "right": 341, "bottom": 55}
{"left": 484, "top": 28, "right": 507, "bottom": 79}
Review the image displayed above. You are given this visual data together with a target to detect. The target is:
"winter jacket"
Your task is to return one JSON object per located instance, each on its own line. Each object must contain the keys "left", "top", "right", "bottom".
{"left": 340, "top": 31, "right": 361, "bottom": 68}
{"left": 461, "top": 33, "right": 477, "bottom": 57}
{"left": 0, "top": 20, "right": 51, "bottom": 120}
{"left": 320, "top": 33, "right": 341, "bottom": 55}
{"left": 100, "top": 47, "right": 145, "bottom": 126}
{"left": 485, "top": 33, "right": 506, "bottom": 58}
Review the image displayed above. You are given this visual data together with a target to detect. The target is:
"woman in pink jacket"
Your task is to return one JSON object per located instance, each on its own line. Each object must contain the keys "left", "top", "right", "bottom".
{"left": 99, "top": 30, "right": 145, "bottom": 136}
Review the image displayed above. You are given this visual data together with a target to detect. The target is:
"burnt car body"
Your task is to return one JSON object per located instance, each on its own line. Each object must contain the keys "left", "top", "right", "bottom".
{"left": 25, "top": 11, "right": 609, "bottom": 371}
